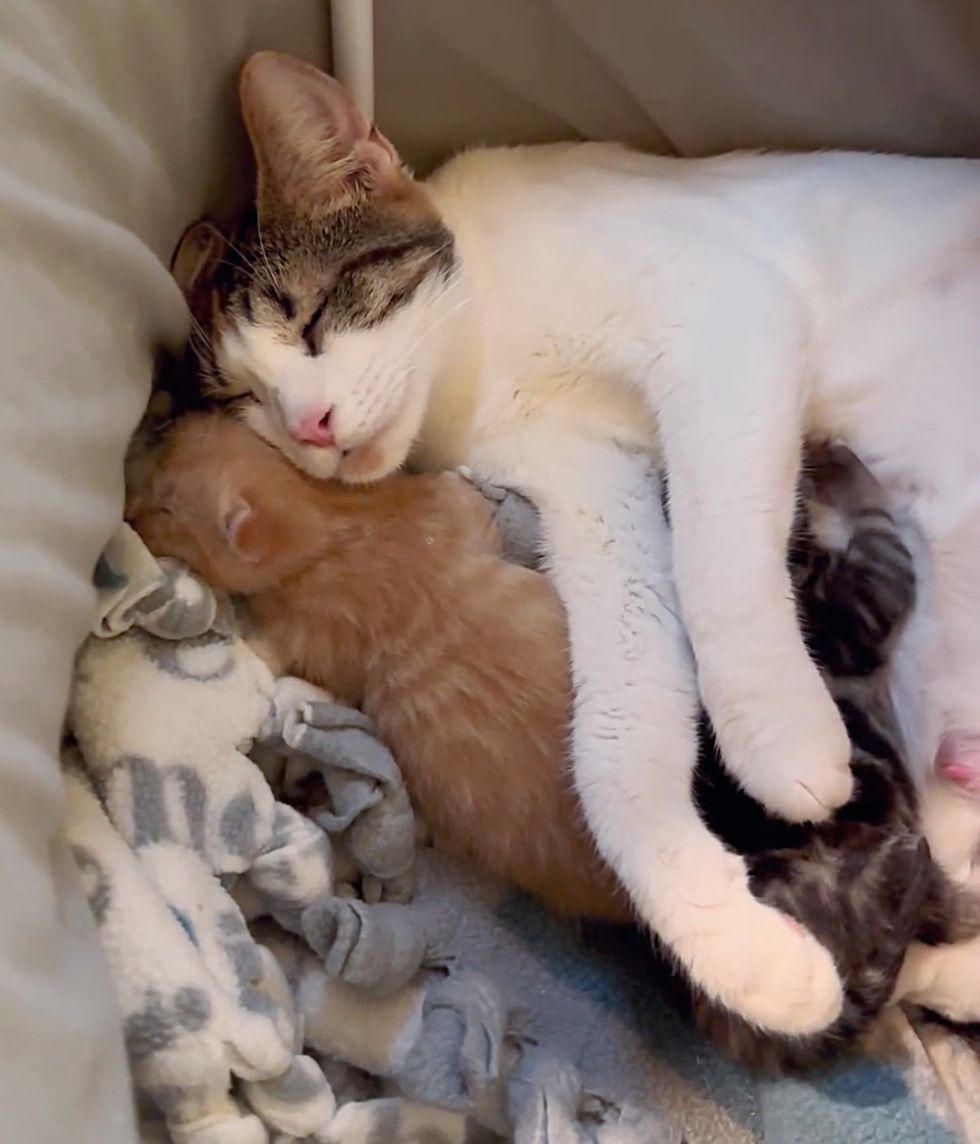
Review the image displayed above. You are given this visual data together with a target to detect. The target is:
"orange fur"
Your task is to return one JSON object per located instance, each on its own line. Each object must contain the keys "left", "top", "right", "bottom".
{"left": 131, "top": 414, "right": 629, "bottom": 923}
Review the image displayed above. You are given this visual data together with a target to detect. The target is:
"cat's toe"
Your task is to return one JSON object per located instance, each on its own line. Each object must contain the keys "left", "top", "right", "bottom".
{"left": 737, "top": 710, "right": 854, "bottom": 824}
{"left": 765, "top": 764, "right": 855, "bottom": 824}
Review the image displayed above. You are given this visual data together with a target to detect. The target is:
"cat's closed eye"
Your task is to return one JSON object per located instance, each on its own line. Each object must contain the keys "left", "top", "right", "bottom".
{"left": 302, "top": 297, "right": 329, "bottom": 355}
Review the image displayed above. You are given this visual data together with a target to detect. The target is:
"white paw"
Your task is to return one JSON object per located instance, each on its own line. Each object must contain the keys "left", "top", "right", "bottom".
{"left": 678, "top": 888, "right": 844, "bottom": 1035}
{"left": 722, "top": 686, "right": 853, "bottom": 823}
{"left": 456, "top": 464, "right": 508, "bottom": 504}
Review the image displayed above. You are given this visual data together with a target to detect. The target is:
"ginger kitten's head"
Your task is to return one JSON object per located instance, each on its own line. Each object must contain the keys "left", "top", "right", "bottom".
{"left": 178, "top": 52, "right": 461, "bottom": 485}
{"left": 129, "top": 413, "right": 328, "bottom": 594}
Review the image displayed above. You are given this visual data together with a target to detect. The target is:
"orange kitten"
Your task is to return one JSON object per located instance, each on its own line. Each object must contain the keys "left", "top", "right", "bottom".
{"left": 131, "top": 413, "right": 630, "bottom": 923}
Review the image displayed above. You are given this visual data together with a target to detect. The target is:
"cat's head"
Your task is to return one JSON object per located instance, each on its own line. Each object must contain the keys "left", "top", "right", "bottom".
{"left": 175, "top": 52, "right": 461, "bottom": 485}
{"left": 129, "top": 412, "right": 329, "bottom": 593}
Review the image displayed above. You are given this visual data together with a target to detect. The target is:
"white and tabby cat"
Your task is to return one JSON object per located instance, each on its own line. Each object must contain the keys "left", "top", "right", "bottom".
{"left": 176, "top": 52, "right": 980, "bottom": 1035}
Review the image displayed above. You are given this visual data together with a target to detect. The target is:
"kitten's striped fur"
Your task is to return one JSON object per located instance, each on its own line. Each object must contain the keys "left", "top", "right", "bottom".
{"left": 693, "top": 446, "right": 980, "bottom": 1067}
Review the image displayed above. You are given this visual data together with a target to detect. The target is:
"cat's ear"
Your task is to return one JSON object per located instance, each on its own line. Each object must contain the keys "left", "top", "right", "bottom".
{"left": 240, "top": 51, "right": 401, "bottom": 214}
{"left": 171, "top": 220, "right": 226, "bottom": 299}
{"left": 221, "top": 497, "right": 272, "bottom": 564}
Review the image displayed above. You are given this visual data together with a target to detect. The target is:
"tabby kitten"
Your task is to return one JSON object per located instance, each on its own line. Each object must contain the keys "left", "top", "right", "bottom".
{"left": 129, "top": 414, "right": 978, "bottom": 1069}
{"left": 692, "top": 448, "right": 980, "bottom": 1068}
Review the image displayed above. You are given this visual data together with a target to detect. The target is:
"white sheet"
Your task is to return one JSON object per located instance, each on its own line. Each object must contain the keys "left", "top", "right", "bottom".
{"left": 0, "top": 3, "right": 328, "bottom": 1138}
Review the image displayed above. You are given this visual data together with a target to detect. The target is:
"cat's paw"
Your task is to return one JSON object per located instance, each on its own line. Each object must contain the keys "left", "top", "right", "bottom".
{"left": 723, "top": 688, "right": 854, "bottom": 823}
{"left": 682, "top": 893, "right": 844, "bottom": 1034}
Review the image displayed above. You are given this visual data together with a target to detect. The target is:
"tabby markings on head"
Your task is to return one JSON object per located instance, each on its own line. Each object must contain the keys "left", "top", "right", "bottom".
{"left": 168, "top": 52, "right": 462, "bottom": 485}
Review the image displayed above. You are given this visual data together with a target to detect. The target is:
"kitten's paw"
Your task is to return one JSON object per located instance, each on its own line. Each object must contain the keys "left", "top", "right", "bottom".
{"left": 725, "top": 691, "right": 853, "bottom": 823}
{"left": 683, "top": 893, "right": 844, "bottom": 1034}
{"left": 456, "top": 465, "right": 507, "bottom": 504}
{"left": 262, "top": 675, "right": 336, "bottom": 738}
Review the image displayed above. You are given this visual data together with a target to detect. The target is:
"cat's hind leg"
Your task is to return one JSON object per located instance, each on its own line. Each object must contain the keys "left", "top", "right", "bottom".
{"left": 478, "top": 430, "right": 844, "bottom": 1035}
{"left": 920, "top": 764, "right": 980, "bottom": 890}
{"left": 893, "top": 934, "right": 980, "bottom": 1024}
{"left": 918, "top": 512, "right": 980, "bottom": 886}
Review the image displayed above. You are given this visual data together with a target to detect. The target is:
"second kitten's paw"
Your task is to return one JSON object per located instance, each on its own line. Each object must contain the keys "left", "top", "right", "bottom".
{"left": 723, "top": 687, "right": 854, "bottom": 823}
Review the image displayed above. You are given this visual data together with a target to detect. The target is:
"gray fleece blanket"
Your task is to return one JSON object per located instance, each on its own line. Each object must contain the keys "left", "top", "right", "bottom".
{"left": 70, "top": 521, "right": 980, "bottom": 1143}
{"left": 417, "top": 851, "right": 980, "bottom": 1143}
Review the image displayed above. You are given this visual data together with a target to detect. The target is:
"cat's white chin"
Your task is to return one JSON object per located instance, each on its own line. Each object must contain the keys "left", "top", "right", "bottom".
{"left": 336, "top": 408, "right": 420, "bottom": 484}
{"left": 243, "top": 406, "right": 343, "bottom": 480}
{"left": 245, "top": 396, "right": 423, "bottom": 485}
{"left": 290, "top": 443, "right": 344, "bottom": 480}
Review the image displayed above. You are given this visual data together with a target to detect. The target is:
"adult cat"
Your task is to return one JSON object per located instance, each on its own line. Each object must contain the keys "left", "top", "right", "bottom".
{"left": 175, "top": 51, "right": 980, "bottom": 1034}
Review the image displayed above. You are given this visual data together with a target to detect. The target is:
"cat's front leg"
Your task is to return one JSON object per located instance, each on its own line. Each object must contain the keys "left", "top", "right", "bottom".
{"left": 658, "top": 270, "right": 852, "bottom": 822}
{"left": 474, "top": 430, "right": 843, "bottom": 1035}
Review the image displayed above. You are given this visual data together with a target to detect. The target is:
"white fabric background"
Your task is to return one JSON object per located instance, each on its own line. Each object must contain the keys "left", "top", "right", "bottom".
{"left": 0, "top": 4, "right": 328, "bottom": 1139}
{"left": 376, "top": 0, "right": 980, "bottom": 170}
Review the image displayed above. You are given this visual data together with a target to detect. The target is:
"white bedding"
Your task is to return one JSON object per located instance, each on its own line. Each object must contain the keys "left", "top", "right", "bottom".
{"left": 0, "top": 3, "right": 328, "bottom": 1138}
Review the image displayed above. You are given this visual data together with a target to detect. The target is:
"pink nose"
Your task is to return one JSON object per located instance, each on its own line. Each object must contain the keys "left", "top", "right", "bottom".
{"left": 291, "top": 407, "right": 336, "bottom": 448}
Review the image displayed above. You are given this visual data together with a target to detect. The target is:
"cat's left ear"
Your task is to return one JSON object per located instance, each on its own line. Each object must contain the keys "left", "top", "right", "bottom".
{"left": 240, "top": 51, "right": 402, "bottom": 215}
{"left": 171, "top": 220, "right": 226, "bottom": 298}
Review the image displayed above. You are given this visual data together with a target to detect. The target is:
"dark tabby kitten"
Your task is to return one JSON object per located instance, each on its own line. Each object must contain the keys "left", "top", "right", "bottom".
{"left": 692, "top": 445, "right": 980, "bottom": 1070}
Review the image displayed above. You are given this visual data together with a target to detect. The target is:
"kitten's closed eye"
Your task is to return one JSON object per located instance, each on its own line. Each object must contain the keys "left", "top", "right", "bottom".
{"left": 222, "top": 498, "right": 259, "bottom": 561}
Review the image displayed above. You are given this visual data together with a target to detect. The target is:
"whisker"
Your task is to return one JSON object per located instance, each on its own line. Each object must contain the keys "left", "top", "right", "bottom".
{"left": 221, "top": 231, "right": 261, "bottom": 275}
{"left": 398, "top": 291, "right": 469, "bottom": 364}
{"left": 254, "top": 213, "right": 286, "bottom": 292}
{"left": 187, "top": 313, "right": 214, "bottom": 361}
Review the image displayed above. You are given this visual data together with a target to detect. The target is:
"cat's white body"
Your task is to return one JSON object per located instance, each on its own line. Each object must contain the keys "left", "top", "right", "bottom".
{"left": 223, "top": 64, "right": 980, "bottom": 1037}
{"left": 415, "top": 143, "right": 980, "bottom": 769}
{"left": 413, "top": 145, "right": 980, "bottom": 1030}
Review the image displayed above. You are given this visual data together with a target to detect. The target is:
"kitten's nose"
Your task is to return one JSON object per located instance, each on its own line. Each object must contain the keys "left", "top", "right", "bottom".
{"left": 291, "top": 407, "right": 336, "bottom": 448}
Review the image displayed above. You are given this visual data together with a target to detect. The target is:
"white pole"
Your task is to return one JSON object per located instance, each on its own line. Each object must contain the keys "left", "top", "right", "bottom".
{"left": 330, "top": 0, "right": 375, "bottom": 121}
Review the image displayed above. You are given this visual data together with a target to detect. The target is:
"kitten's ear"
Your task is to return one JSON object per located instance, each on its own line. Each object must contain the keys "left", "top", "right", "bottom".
{"left": 171, "top": 220, "right": 226, "bottom": 299}
{"left": 221, "top": 497, "right": 272, "bottom": 564}
{"left": 240, "top": 51, "right": 401, "bottom": 214}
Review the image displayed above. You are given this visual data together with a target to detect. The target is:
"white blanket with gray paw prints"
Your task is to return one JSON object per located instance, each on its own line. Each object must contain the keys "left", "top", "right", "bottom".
{"left": 65, "top": 522, "right": 658, "bottom": 1144}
